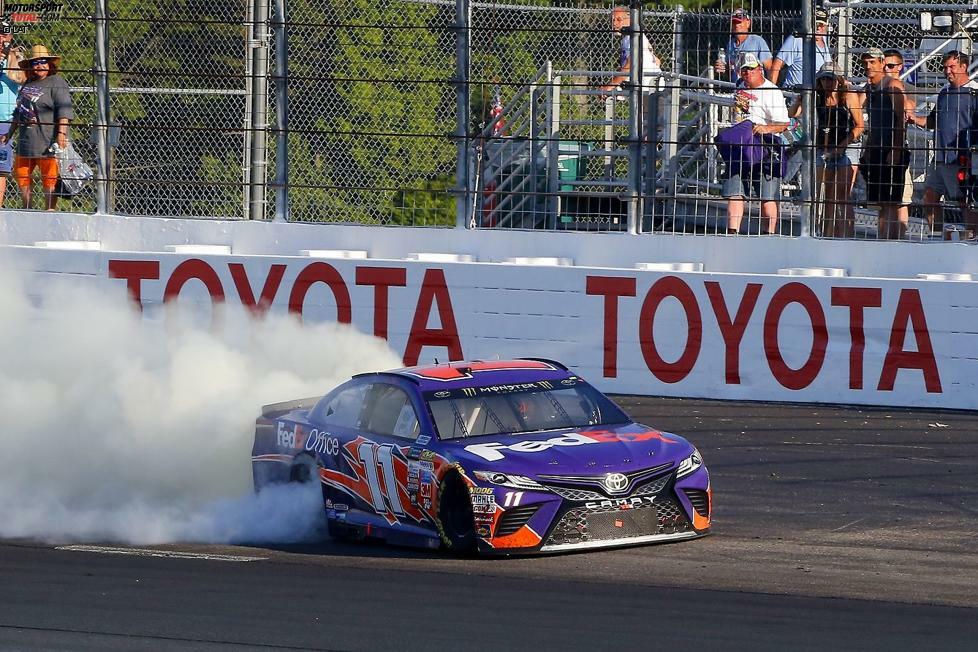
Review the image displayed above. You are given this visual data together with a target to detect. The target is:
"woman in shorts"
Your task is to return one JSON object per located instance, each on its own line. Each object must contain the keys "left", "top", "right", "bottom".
{"left": 791, "top": 62, "right": 864, "bottom": 238}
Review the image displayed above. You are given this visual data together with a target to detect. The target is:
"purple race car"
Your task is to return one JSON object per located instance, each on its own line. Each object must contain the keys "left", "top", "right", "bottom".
{"left": 252, "top": 358, "right": 711, "bottom": 554}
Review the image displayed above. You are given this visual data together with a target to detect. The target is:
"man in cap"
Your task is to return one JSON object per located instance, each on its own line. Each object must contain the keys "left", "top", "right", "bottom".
{"left": 770, "top": 8, "right": 832, "bottom": 89}
{"left": 908, "top": 50, "right": 978, "bottom": 236}
{"left": 882, "top": 50, "right": 916, "bottom": 230}
{"left": 0, "top": 19, "right": 25, "bottom": 207}
{"left": 722, "top": 52, "right": 789, "bottom": 235}
{"left": 715, "top": 8, "right": 773, "bottom": 83}
{"left": 861, "top": 47, "right": 909, "bottom": 239}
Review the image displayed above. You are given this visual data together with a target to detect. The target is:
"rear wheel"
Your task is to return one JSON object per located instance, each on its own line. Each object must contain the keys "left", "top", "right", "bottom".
{"left": 438, "top": 473, "right": 476, "bottom": 553}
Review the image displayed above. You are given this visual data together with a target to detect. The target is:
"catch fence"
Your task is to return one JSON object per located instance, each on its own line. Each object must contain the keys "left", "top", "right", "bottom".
{"left": 9, "top": 1, "right": 978, "bottom": 242}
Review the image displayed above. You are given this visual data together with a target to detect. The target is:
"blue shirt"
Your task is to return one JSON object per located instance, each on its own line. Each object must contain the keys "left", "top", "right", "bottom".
{"left": 933, "top": 81, "right": 978, "bottom": 164}
{"left": 775, "top": 35, "right": 830, "bottom": 88}
{"left": 0, "top": 72, "right": 20, "bottom": 122}
{"left": 725, "top": 34, "right": 773, "bottom": 83}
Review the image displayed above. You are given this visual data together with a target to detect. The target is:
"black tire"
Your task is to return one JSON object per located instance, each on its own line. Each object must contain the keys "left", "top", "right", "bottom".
{"left": 438, "top": 473, "right": 476, "bottom": 553}
{"left": 289, "top": 456, "right": 316, "bottom": 484}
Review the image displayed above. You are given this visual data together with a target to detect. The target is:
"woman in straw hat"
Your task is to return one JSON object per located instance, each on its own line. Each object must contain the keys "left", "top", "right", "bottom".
{"left": 0, "top": 44, "right": 74, "bottom": 210}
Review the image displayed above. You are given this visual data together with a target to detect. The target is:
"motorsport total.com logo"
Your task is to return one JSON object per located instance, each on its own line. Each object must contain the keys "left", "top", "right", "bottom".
{"left": 2, "top": 0, "right": 65, "bottom": 33}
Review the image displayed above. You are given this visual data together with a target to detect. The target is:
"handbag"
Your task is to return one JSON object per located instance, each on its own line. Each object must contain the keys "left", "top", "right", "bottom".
{"left": 53, "top": 142, "right": 93, "bottom": 198}
{"left": 715, "top": 120, "right": 765, "bottom": 174}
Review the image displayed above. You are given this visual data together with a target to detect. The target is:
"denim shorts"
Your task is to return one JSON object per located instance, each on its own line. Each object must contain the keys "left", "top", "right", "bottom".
{"left": 816, "top": 146, "right": 860, "bottom": 170}
{"left": 722, "top": 170, "right": 781, "bottom": 201}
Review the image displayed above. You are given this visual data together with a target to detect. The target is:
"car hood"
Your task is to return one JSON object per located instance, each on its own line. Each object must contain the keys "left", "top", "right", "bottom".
{"left": 445, "top": 422, "right": 692, "bottom": 475}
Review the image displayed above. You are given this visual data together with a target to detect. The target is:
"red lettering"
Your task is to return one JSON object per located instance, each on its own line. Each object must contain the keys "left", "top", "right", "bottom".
{"left": 356, "top": 266, "right": 408, "bottom": 340}
{"left": 763, "top": 283, "right": 827, "bottom": 390}
{"left": 638, "top": 277, "right": 701, "bottom": 383}
{"left": 831, "top": 287, "right": 883, "bottom": 390}
{"left": 585, "top": 276, "right": 637, "bottom": 378}
{"left": 878, "top": 289, "right": 942, "bottom": 393}
{"left": 403, "top": 269, "right": 462, "bottom": 366}
{"left": 163, "top": 259, "right": 225, "bottom": 304}
{"left": 108, "top": 259, "right": 160, "bottom": 311}
{"left": 288, "top": 262, "right": 352, "bottom": 323}
{"left": 229, "top": 263, "right": 286, "bottom": 318}
{"left": 705, "top": 281, "right": 762, "bottom": 385}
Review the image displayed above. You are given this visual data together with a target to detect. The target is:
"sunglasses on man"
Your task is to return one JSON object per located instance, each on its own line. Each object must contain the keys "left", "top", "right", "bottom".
{"left": 31, "top": 59, "right": 49, "bottom": 66}
{"left": 884, "top": 63, "right": 902, "bottom": 70}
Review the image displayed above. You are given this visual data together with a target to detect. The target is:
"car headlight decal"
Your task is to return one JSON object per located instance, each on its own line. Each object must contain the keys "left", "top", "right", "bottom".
{"left": 675, "top": 448, "right": 703, "bottom": 479}
{"left": 473, "top": 470, "right": 545, "bottom": 491}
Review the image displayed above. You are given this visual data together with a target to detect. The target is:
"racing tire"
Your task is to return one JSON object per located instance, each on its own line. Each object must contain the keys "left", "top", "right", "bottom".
{"left": 437, "top": 473, "right": 476, "bottom": 554}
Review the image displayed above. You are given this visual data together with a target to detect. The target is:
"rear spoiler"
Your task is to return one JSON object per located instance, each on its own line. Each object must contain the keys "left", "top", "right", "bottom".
{"left": 259, "top": 396, "right": 321, "bottom": 420}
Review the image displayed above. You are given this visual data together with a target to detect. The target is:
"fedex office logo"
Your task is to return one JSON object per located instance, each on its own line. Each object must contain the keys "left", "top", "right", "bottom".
{"left": 464, "top": 433, "right": 599, "bottom": 462}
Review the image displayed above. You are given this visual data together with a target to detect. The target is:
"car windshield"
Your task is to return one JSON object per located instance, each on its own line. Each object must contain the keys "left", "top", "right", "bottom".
{"left": 423, "top": 377, "right": 628, "bottom": 440}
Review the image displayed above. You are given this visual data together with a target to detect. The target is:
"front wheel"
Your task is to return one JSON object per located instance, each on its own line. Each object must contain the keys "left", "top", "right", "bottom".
{"left": 437, "top": 473, "right": 476, "bottom": 553}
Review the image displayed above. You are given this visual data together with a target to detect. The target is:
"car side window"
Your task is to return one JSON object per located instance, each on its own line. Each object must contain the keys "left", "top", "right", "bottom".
{"left": 362, "top": 383, "right": 419, "bottom": 439}
{"left": 318, "top": 384, "right": 368, "bottom": 429}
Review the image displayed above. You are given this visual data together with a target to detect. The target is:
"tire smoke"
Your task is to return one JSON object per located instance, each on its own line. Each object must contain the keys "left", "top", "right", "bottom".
{"left": 0, "top": 255, "right": 402, "bottom": 545}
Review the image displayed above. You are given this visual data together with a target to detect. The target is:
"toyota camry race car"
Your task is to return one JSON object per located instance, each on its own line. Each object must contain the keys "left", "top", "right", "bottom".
{"left": 252, "top": 359, "right": 711, "bottom": 554}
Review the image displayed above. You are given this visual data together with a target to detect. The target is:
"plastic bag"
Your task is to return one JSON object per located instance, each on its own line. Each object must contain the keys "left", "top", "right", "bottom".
{"left": 54, "top": 143, "right": 93, "bottom": 197}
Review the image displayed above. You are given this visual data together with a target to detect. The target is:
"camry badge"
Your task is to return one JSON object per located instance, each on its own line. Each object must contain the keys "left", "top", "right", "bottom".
{"left": 603, "top": 472, "right": 629, "bottom": 494}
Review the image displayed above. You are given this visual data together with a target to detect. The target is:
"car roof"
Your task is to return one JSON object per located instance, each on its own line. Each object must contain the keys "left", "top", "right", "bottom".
{"left": 354, "top": 358, "right": 574, "bottom": 392}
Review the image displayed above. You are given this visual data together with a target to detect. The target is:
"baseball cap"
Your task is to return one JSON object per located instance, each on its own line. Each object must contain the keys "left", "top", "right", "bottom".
{"left": 816, "top": 62, "right": 844, "bottom": 79}
{"left": 862, "top": 47, "right": 885, "bottom": 60}
{"left": 815, "top": 8, "right": 829, "bottom": 25}
{"left": 731, "top": 9, "right": 750, "bottom": 21}
{"left": 738, "top": 52, "right": 761, "bottom": 70}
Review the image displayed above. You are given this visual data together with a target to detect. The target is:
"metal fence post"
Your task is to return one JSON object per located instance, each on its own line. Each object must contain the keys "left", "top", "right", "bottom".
{"left": 800, "top": 0, "right": 816, "bottom": 237}
{"left": 626, "top": 0, "right": 643, "bottom": 235}
{"left": 94, "top": 0, "right": 111, "bottom": 214}
{"left": 455, "top": 0, "right": 472, "bottom": 229}
{"left": 272, "top": 0, "right": 290, "bottom": 222}
{"left": 248, "top": 0, "right": 270, "bottom": 220}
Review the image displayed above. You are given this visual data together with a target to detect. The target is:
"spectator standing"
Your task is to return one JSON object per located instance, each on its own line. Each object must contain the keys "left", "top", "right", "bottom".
{"left": 723, "top": 53, "right": 789, "bottom": 235}
{"left": 790, "top": 62, "right": 863, "bottom": 238}
{"left": 908, "top": 51, "right": 978, "bottom": 236}
{"left": 601, "top": 6, "right": 662, "bottom": 96}
{"left": 883, "top": 50, "right": 916, "bottom": 230}
{"left": 770, "top": 8, "right": 831, "bottom": 89}
{"left": 0, "top": 44, "right": 73, "bottom": 211}
{"left": 860, "top": 47, "right": 908, "bottom": 239}
{"left": 0, "top": 21, "right": 25, "bottom": 207}
{"left": 715, "top": 9, "right": 773, "bottom": 83}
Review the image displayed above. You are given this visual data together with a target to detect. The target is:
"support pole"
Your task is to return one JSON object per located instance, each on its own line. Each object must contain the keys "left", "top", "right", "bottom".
{"left": 272, "top": 0, "right": 290, "bottom": 222}
{"left": 94, "top": 0, "right": 111, "bottom": 214}
{"left": 626, "top": 0, "right": 643, "bottom": 235}
{"left": 455, "top": 0, "right": 472, "bottom": 229}
{"left": 248, "top": 0, "right": 270, "bottom": 220}
{"left": 799, "top": 0, "right": 816, "bottom": 238}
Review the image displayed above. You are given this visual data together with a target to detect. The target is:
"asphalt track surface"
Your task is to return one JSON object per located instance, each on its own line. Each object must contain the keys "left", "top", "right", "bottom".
{"left": 2, "top": 398, "right": 977, "bottom": 651}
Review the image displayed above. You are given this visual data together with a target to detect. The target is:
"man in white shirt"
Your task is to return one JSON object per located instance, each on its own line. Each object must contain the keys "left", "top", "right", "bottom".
{"left": 600, "top": 6, "right": 662, "bottom": 96}
{"left": 723, "top": 53, "right": 789, "bottom": 235}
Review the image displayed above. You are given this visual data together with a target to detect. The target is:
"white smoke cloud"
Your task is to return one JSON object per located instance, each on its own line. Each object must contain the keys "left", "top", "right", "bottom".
{"left": 0, "top": 252, "right": 402, "bottom": 545}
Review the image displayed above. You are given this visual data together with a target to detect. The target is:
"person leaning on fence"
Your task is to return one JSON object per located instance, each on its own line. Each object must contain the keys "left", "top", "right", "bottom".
{"left": 722, "top": 53, "right": 789, "bottom": 235}
{"left": 770, "top": 8, "right": 831, "bottom": 89}
{"left": 715, "top": 9, "right": 773, "bottom": 83}
{"left": 0, "top": 45, "right": 74, "bottom": 211}
{"left": 860, "top": 47, "right": 909, "bottom": 240}
{"left": 907, "top": 51, "right": 978, "bottom": 237}
{"left": 0, "top": 21, "right": 25, "bottom": 208}
{"left": 790, "top": 62, "right": 863, "bottom": 238}
{"left": 600, "top": 6, "right": 662, "bottom": 97}
{"left": 882, "top": 50, "right": 917, "bottom": 231}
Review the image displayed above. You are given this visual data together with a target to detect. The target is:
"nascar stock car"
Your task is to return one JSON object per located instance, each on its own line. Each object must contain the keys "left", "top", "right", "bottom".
{"left": 251, "top": 359, "right": 711, "bottom": 554}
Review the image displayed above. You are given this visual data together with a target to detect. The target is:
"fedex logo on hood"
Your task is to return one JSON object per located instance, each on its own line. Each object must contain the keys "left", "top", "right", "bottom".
{"left": 463, "top": 430, "right": 676, "bottom": 462}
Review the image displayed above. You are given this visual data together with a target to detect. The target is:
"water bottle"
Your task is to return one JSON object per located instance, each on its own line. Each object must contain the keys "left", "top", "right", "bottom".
{"left": 716, "top": 48, "right": 727, "bottom": 76}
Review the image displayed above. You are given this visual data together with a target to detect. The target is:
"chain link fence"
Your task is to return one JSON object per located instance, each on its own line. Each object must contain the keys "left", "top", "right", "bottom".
{"left": 6, "top": 1, "right": 977, "bottom": 241}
